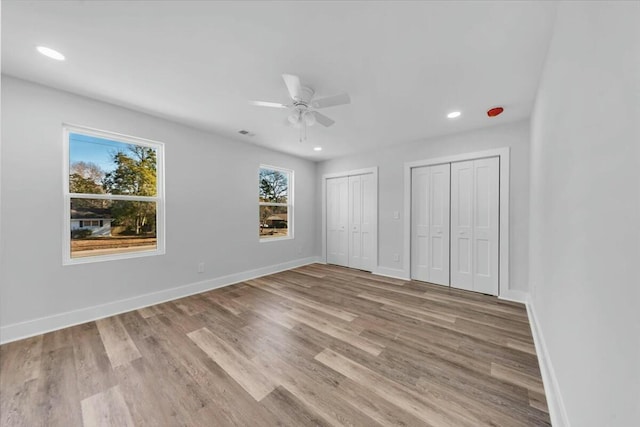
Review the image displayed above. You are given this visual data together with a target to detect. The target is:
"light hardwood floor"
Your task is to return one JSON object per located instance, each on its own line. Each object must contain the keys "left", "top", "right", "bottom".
{"left": 0, "top": 264, "right": 550, "bottom": 426}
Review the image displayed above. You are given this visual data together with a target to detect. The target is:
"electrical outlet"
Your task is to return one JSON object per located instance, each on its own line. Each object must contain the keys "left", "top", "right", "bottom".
{"left": 298, "top": 246, "right": 303, "bottom": 255}
{"left": 393, "top": 253, "right": 400, "bottom": 262}
{"left": 197, "top": 262, "right": 205, "bottom": 273}
{"left": 393, "top": 211, "right": 400, "bottom": 220}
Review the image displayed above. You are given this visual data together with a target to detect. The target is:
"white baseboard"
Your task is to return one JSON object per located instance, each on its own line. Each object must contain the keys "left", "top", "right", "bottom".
{"left": 0, "top": 256, "right": 321, "bottom": 345}
{"left": 525, "top": 296, "right": 571, "bottom": 427}
{"left": 498, "top": 289, "right": 528, "bottom": 304}
{"left": 373, "top": 266, "right": 410, "bottom": 281}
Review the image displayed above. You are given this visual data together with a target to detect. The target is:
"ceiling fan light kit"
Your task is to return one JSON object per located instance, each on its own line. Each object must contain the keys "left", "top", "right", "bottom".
{"left": 250, "top": 73, "right": 350, "bottom": 142}
{"left": 304, "top": 112, "right": 316, "bottom": 126}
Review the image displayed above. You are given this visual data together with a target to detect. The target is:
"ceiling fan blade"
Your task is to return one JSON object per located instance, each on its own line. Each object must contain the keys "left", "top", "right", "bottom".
{"left": 311, "top": 92, "right": 351, "bottom": 109}
{"left": 282, "top": 74, "right": 303, "bottom": 101}
{"left": 248, "top": 100, "right": 288, "bottom": 108}
{"left": 312, "top": 111, "right": 335, "bottom": 127}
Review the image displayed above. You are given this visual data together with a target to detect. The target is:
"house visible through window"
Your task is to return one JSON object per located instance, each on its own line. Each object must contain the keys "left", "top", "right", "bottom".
{"left": 259, "top": 166, "right": 293, "bottom": 241}
{"left": 78, "top": 220, "right": 102, "bottom": 228}
{"left": 64, "top": 126, "right": 165, "bottom": 264}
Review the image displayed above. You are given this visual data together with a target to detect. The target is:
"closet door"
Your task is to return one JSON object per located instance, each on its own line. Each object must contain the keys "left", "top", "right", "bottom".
{"left": 429, "top": 164, "right": 451, "bottom": 285}
{"left": 326, "top": 177, "right": 349, "bottom": 266}
{"left": 451, "top": 161, "right": 474, "bottom": 290}
{"left": 411, "top": 166, "right": 430, "bottom": 282}
{"left": 348, "top": 174, "right": 375, "bottom": 271}
{"left": 472, "top": 157, "right": 499, "bottom": 294}
{"left": 411, "top": 164, "right": 450, "bottom": 286}
{"left": 451, "top": 157, "right": 499, "bottom": 295}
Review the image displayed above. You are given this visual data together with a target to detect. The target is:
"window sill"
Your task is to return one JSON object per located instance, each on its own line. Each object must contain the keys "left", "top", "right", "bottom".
{"left": 259, "top": 235, "right": 294, "bottom": 243}
{"left": 63, "top": 247, "right": 165, "bottom": 265}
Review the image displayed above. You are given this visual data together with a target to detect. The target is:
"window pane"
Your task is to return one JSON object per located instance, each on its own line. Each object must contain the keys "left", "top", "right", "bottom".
{"left": 69, "top": 133, "right": 157, "bottom": 196}
{"left": 259, "top": 205, "right": 288, "bottom": 239}
{"left": 70, "top": 198, "right": 157, "bottom": 258}
{"left": 259, "top": 168, "right": 288, "bottom": 204}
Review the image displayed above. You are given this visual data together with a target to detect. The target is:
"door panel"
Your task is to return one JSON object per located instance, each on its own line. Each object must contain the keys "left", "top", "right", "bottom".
{"left": 326, "top": 177, "right": 348, "bottom": 266}
{"left": 358, "top": 173, "right": 375, "bottom": 272}
{"left": 348, "top": 175, "right": 363, "bottom": 269}
{"left": 348, "top": 173, "right": 375, "bottom": 272}
{"left": 411, "top": 167, "right": 430, "bottom": 282}
{"left": 457, "top": 238, "right": 471, "bottom": 274}
{"left": 473, "top": 157, "right": 499, "bottom": 295}
{"left": 451, "top": 161, "right": 474, "bottom": 291}
{"left": 327, "top": 173, "right": 375, "bottom": 272}
{"left": 411, "top": 164, "right": 450, "bottom": 286}
{"left": 428, "top": 164, "right": 450, "bottom": 285}
{"left": 476, "top": 240, "right": 490, "bottom": 276}
{"left": 451, "top": 157, "right": 499, "bottom": 295}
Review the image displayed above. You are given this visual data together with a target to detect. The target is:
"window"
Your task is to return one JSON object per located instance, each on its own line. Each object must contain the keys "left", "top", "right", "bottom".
{"left": 79, "top": 220, "right": 101, "bottom": 228}
{"left": 63, "top": 125, "right": 165, "bottom": 264}
{"left": 259, "top": 166, "right": 293, "bottom": 241}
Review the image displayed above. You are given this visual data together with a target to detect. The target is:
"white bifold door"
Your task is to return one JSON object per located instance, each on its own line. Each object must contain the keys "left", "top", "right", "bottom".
{"left": 450, "top": 157, "right": 499, "bottom": 295}
{"left": 326, "top": 176, "right": 349, "bottom": 267}
{"left": 348, "top": 174, "right": 375, "bottom": 271}
{"left": 411, "top": 157, "right": 500, "bottom": 295}
{"left": 327, "top": 173, "right": 375, "bottom": 272}
{"left": 411, "top": 164, "right": 451, "bottom": 286}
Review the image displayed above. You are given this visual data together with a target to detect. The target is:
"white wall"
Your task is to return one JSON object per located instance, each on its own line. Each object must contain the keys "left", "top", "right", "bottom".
{"left": 0, "top": 76, "right": 317, "bottom": 341}
{"left": 317, "top": 120, "right": 531, "bottom": 293}
{"left": 529, "top": 2, "right": 640, "bottom": 426}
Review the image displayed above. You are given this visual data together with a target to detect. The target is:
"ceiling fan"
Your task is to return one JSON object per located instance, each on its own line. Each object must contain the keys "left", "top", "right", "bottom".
{"left": 249, "top": 74, "right": 350, "bottom": 141}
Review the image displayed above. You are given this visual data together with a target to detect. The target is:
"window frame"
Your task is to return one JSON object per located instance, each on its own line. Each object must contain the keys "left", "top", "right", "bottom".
{"left": 259, "top": 164, "right": 294, "bottom": 242}
{"left": 63, "top": 124, "right": 166, "bottom": 265}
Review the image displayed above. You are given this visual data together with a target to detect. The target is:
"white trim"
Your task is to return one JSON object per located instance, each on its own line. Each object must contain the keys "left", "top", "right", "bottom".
{"left": 403, "top": 148, "right": 509, "bottom": 169}
{"left": 0, "top": 256, "right": 321, "bottom": 345}
{"left": 403, "top": 147, "right": 510, "bottom": 296}
{"left": 63, "top": 124, "right": 166, "bottom": 265}
{"left": 64, "top": 246, "right": 163, "bottom": 265}
{"left": 321, "top": 167, "right": 378, "bottom": 272}
{"left": 526, "top": 296, "right": 571, "bottom": 427}
{"left": 63, "top": 122, "right": 167, "bottom": 149}
{"left": 259, "top": 236, "right": 294, "bottom": 243}
{"left": 322, "top": 167, "right": 379, "bottom": 180}
{"left": 373, "top": 266, "right": 410, "bottom": 281}
{"left": 69, "top": 193, "right": 158, "bottom": 202}
{"left": 498, "top": 289, "right": 528, "bottom": 304}
{"left": 259, "top": 164, "right": 293, "bottom": 176}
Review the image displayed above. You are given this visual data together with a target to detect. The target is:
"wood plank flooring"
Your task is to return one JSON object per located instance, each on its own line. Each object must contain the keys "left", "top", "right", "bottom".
{"left": 0, "top": 264, "right": 550, "bottom": 426}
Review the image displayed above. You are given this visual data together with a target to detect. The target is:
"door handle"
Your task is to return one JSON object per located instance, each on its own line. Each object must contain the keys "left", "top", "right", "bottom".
{"left": 436, "top": 230, "right": 442, "bottom": 234}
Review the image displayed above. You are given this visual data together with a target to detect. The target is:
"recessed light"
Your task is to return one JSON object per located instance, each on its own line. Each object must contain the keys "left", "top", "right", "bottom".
{"left": 36, "top": 46, "right": 65, "bottom": 61}
{"left": 313, "top": 147, "right": 322, "bottom": 152}
{"left": 447, "top": 111, "right": 461, "bottom": 119}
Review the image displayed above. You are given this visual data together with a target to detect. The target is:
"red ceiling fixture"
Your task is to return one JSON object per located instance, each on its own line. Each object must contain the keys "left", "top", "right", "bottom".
{"left": 487, "top": 107, "right": 504, "bottom": 117}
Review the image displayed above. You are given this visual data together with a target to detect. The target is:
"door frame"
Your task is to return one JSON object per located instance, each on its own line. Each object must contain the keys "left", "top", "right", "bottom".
{"left": 322, "top": 167, "right": 378, "bottom": 272}
{"left": 403, "top": 148, "right": 510, "bottom": 296}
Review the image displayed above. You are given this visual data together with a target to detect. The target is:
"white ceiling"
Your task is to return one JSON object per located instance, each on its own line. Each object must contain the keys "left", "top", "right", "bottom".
{"left": 2, "top": 1, "right": 557, "bottom": 160}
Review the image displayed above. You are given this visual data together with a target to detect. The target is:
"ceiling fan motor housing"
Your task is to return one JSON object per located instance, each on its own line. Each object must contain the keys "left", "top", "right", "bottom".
{"left": 294, "top": 86, "right": 315, "bottom": 104}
